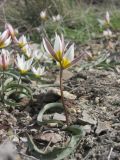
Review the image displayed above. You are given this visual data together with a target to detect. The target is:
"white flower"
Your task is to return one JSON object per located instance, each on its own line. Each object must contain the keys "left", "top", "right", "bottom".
{"left": 98, "top": 11, "right": 110, "bottom": 28}
{"left": 105, "top": 11, "right": 110, "bottom": 25}
{"left": 52, "top": 14, "right": 61, "bottom": 22}
{"left": 5, "top": 23, "right": 15, "bottom": 38}
{"left": 16, "top": 54, "right": 33, "bottom": 74}
{"left": 103, "top": 29, "right": 112, "bottom": 37}
{"left": 0, "top": 49, "right": 10, "bottom": 70}
{"left": 43, "top": 34, "right": 80, "bottom": 69}
{"left": 32, "top": 66, "right": 45, "bottom": 77}
{"left": 16, "top": 36, "right": 32, "bottom": 58}
{"left": 43, "top": 34, "right": 64, "bottom": 61}
{"left": 5, "top": 23, "right": 19, "bottom": 44}
{"left": 0, "top": 30, "right": 11, "bottom": 48}
{"left": 40, "top": 11, "right": 47, "bottom": 20}
{"left": 18, "top": 35, "right": 28, "bottom": 48}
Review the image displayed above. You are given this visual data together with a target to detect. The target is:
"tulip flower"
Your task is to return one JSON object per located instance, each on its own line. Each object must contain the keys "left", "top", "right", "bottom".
{"left": 15, "top": 54, "right": 33, "bottom": 75}
{"left": 40, "top": 10, "right": 47, "bottom": 20}
{"left": 16, "top": 35, "right": 32, "bottom": 58}
{"left": 0, "top": 49, "right": 10, "bottom": 102}
{"left": 52, "top": 14, "right": 61, "bottom": 22}
{"left": 5, "top": 23, "right": 19, "bottom": 44}
{"left": 43, "top": 34, "right": 83, "bottom": 69}
{"left": 5, "top": 23, "right": 15, "bottom": 39}
{"left": 0, "top": 49, "right": 10, "bottom": 70}
{"left": 98, "top": 11, "right": 110, "bottom": 28}
{"left": 0, "top": 30, "right": 11, "bottom": 48}
{"left": 17, "top": 35, "right": 28, "bottom": 48}
{"left": 105, "top": 11, "right": 110, "bottom": 26}
{"left": 32, "top": 66, "right": 45, "bottom": 78}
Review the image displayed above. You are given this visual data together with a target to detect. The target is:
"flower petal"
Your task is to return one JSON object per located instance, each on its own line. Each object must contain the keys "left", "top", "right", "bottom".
{"left": 64, "top": 44, "right": 74, "bottom": 62}
{"left": 54, "top": 34, "right": 62, "bottom": 53}
{"left": 43, "top": 38, "right": 56, "bottom": 57}
{"left": 5, "top": 23, "right": 15, "bottom": 38}
{"left": 0, "top": 30, "right": 9, "bottom": 42}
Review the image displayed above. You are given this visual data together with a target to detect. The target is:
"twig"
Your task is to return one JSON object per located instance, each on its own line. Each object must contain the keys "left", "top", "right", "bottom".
{"left": 44, "top": 137, "right": 52, "bottom": 153}
{"left": 107, "top": 147, "right": 113, "bottom": 160}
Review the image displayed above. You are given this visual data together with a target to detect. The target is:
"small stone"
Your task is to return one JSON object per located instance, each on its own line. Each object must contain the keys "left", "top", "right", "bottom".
{"left": 101, "top": 107, "right": 106, "bottom": 112}
{"left": 53, "top": 113, "right": 66, "bottom": 121}
{"left": 116, "top": 79, "right": 120, "bottom": 84}
{"left": 30, "top": 129, "right": 37, "bottom": 133}
{"left": 0, "top": 141, "right": 17, "bottom": 160}
{"left": 76, "top": 108, "right": 81, "bottom": 113}
{"left": 48, "top": 88, "right": 76, "bottom": 100}
{"left": 78, "top": 111, "right": 97, "bottom": 125}
{"left": 95, "top": 97, "right": 100, "bottom": 104}
{"left": 95, "top": 121, "right": 111, "bottom": 135}
{"left": 12, "top": 136, "right": 19, "bottom": 143}
{"left": 48, "top": 123, "right": 58, "bottom": 127}
{"left": 69, "top": 108, "right": 77, "bottom": 113}
{"left": 20, "top": 137, "right": 28, "bottom": 143}
{"left": 82, "top": 125, "right": 91, "bottom": 134}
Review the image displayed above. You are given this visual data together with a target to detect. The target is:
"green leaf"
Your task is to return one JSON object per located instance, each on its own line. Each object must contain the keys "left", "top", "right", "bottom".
{"left": 0, "top": 71, "right": 19, "bottom": 80}
{"left": 4, "top": 83, "right": 33, "bottom": 99}
{"left": 27, "top": 125, "right": 84, "bottom": 160}
{"left": 27, "top": 103, "right": 85, "bottom": 159}
{"left": 37, "top": 102, "right": 63, "bottom": 125}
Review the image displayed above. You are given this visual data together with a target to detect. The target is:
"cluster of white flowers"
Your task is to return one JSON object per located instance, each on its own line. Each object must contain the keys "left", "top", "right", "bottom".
{"left": 40, "top": 10, "right": 62, "bottom": 22}
{"left": 0, "top": 24, "right": 45, "bottom": 78}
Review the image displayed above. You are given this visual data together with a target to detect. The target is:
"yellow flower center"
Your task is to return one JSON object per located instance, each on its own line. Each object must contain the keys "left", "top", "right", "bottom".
{"left": 20, "top": 70, "right": 28, "bottom": 75}
{"left": 35, "top": 74, "right": 40, "bottom": 78}
{"left": 0, "top": 42, "right": 5, "bottom": 48}
{"left": 55, "top": 50, "right": 63, "bottom": 62}
{"left": 18, "top": 42, "right": 26, "bottom": 49}
{"left": 60, "top": 58, "right": 71, "bottom": 69}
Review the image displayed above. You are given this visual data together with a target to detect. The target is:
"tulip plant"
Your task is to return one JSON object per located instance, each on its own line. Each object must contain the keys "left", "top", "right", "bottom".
{"left": 43, "top": 34, "right": 84, "bottom": 125}
{"left": 98, "top": 11, "right": 112, "bottom": 38}
{"left": 0, "top": 23, "right": 45, "bottom": 106}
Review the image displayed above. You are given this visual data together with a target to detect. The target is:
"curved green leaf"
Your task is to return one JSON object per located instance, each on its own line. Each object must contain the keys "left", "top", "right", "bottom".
{"left": 27, "top": 125, "right": 84, "bottom": 160}
{"left": 4, "top": 83, "right": 33, "bottom": 99}
{"left": 37, "top": 102, "right": 63, "bottom": 125}
{"left": 0, "top": 71, "right": 19, "bottom": 80}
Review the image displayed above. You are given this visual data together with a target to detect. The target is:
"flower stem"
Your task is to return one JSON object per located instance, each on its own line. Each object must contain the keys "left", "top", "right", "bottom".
{"left": 60, "top": 68, "right": 69, "bottom": 125}
{"left": 1, "top": 70, "right": 5, "bottom": 103}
